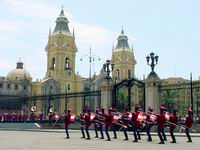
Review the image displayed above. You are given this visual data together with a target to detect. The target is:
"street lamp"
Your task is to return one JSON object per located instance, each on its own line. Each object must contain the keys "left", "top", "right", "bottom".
{"left": 65, "top": 89, "right": 68, "bottom": 111}
{"left": 80, "top": 47, "right": 100, "bottom": 107}
{"left": 103, "top": 59, "right": 114, "bottom": 79}
{"left": 196, "top": 95, "right": 199, "bottom": 117}
{"left": 146, "top": 51, "right": 159, "bottom": 73}
{"left": 80, "top": 47, "right": 101, "bottom": 84}
{"left": 196, "top": 89, "right": 199, "bottom": 117}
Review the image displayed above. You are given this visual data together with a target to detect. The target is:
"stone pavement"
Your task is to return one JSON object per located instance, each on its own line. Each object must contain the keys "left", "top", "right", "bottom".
{"left": 0, "top": 129, "right": 200, "bottom": 150}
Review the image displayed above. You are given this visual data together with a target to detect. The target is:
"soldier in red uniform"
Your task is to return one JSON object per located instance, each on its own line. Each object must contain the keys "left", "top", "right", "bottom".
{"left": 84, "top": 108, "right": 92, "bottom": 140}
{"left": 64, "top": 108, "right": 71, "bottom": 139}
{"left": 185, "top": 108, "right": 193, "bottom": 142}
{"left": 169, "top": 109, "right": 178, "bottom": 143}
{"left": 80, "top": 108, "right": 86, "bottom": 138}
{"left": 122, "top": 107, "right": 130, "bottom": 140}
{"left": 99, "top": 107, "right": 106, "bottom": 139}
{"left": 93, "top": 107, "right": 100, "bottom": 138}
{"left": 145, "top": 107, "right": 154, "bottom": 142}
{"left": 105, "top": 107, "right": 112, "bottom": 141}
{"left": 111, "top": 108, "right": 117, "bottom": 139}
{"left": 157, "top": 105, "right": 167, "bottom": 144}
{"left": 131, "top": 106, "right": 140, "bottom": 142}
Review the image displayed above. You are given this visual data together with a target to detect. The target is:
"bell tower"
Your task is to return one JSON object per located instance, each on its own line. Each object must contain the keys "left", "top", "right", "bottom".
{"left": 45, "top": 8, "right": 79, "bottom": 91}
{"left": 111, "top": 29, "right": 137, "bottom": 81}
{"left": 44, "top": 8, "right": 83, "bottom": 114}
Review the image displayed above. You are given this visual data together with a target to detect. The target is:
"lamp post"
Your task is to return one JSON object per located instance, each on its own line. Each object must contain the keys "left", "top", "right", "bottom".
{"left": 146, "top": 51, "right": 159, "bottom": 73}
{"left": 65, "top": 89, "right": 68, "bottom": 111}
{"left": 80, "top": 47, "right": 100, "bottom": 107}
{"left": 196, "top": 95, "right": 199, "bottom": 117}
{"left": 190, "top": 73, "right": 194, "bottom": 111}
{"left": 195, "top": 89, "right": 199, "bottom": 117}
{"left": 103, "top": 59, "right": 114, "bottom": 79}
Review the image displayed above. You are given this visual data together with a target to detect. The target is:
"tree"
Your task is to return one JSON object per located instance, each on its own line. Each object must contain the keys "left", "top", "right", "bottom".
{"left": 161, "top": 90, "right": 177, "bottom": 113}
{"left": 116, "top": 91, "right": 127, "bottom": 112}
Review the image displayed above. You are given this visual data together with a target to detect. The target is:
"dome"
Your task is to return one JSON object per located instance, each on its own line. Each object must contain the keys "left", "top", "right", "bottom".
{"left": 7, "top": 60, "right": 32, "bottom": 80}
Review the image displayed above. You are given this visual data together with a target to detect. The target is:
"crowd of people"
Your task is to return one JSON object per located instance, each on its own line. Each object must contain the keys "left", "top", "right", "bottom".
{"left": 64, "top": 105, "right": 195, "bottom": 144}
{"left": 0, "top": 109, "right": 62, "bottom": 123}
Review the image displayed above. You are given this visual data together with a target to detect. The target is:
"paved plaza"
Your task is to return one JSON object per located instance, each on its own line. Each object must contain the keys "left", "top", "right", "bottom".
{"left": 0, "top": 129, "right": 200, "bottom": 150}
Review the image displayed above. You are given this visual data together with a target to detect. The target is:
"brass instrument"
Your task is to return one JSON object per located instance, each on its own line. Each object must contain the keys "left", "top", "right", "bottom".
{"left": 31, "top": 106, "right": 37, "bottom": 112}
{"left": 49, "top": 106, "right": 54, "bottom": 113}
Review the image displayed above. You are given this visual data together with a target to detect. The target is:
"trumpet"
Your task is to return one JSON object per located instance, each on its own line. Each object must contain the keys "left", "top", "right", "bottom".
{"left": 31, "top": 106, "right": 37, "bottom": 112}
{"left": 49, "top": 106, "right": 54, "bottom": 113}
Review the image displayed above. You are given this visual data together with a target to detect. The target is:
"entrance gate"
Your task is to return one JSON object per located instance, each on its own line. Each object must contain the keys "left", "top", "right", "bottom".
{"left": 112, "top": 77, "right": 145, "bottom": 112}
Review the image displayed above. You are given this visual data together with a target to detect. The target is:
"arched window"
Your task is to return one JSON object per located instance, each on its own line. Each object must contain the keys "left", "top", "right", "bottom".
{"left": 128, "top": 69, "right": 131, "bottom": 79}
{"left": 116, "top": 69, "right": 120, "bottom": 79}
{"left": 67, "top": 84, "right": 70, "bottom": 91}
{"left": 51, "top": 57, "right": 56, "bottom": 70}
{"left": 65, "top": 58, "right": 70, "bottom": 70}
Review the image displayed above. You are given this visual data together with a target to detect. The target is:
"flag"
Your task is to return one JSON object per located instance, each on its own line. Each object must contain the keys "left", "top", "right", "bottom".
{"left": 165, "top": 112, "right": 170, "bottom": 121}
{"left": 90, "top": 113, "right": 95, "bottom": 121}
{"left": 112, "top": 113, "right": 122, "bottom": 123}
{"left": 137, "top": 112, "right": 147, "bottom": 122}
{"left": 128, "top": 113, "right": 132, "bottom": 120}
{"left": 149, "top": 114, "right": 157, "bottom": 122}
{"left": 70, "top": 114, "right": 76, "bottom": 123}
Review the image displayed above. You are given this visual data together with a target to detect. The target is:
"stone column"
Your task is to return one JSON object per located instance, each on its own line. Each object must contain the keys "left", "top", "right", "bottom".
{"left": 100, "top": 78, "right": 113, "bottom": 109}
{"left": 144, "top": 72, "right": 162, "bottom": 113}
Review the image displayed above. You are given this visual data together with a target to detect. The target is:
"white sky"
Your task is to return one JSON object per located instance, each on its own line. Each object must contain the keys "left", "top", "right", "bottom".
{"left": 0, "top": 0, "right": 200, "bottom": 81}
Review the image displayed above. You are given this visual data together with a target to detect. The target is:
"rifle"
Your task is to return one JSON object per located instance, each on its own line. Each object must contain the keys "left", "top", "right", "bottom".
{"left": 51, "top": 111, "right": 65, "bottom": 129}
{"left": 166, "top": 121, "right": 196, "bottom": 132}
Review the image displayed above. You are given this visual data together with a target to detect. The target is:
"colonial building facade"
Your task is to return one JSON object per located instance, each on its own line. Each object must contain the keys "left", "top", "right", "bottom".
{"left": 0, "top": 8, "right": 199, "bottom": 116}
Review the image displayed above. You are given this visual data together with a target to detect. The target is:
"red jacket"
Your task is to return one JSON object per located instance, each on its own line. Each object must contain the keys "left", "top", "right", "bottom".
{"left": 64, "top": 113, "right": 71, "bottom": 126}
{"left": 157, "top": 113, "right": 166, "bottom": 129}
{"left": 169, "top": 114, "right": 178, "bottom": 129}
{"left": 123, "top": 112, "right": 130, "bottom": 127}
{"left": 185, "top": 116, "right": 193, "bottom": 128}
{"left": 84, "top": 113, "right": 92, "bottom": 127}
{"left": 80, "top": 113, "right": 85, "bottom": 125}
{"left": 99, "top": 113, "right": 106, "bottom": 125}
{"left": 131, "top": 111, "right": 140, "bottom": 127}
{"left": 105, "top": 113, "right": 112, "bottom": 127}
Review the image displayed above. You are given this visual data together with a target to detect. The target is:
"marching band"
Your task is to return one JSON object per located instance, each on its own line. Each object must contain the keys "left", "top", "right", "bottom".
{"left": 62, "top": 104, "right": 195, "bottom": 144}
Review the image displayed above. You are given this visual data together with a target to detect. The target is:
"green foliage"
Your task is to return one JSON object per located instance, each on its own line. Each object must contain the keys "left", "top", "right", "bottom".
{"left": 116, "top": 91, "right": 127, "bottom": 112}
{"left": 161, "top": 90, "right": 177, "bottom": 113}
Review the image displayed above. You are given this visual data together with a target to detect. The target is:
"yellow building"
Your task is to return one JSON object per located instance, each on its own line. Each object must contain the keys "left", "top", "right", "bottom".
{"left": 160, "top": 77, "right": 200, "bottom": 116}
{"left": 31, "top": 9, "right": 83, "bottom": 114}
{"left": 110, "top": 30, "right": 140, "bottom": 110}
{"left": 111, "top": 29, "right": 136, "bottom": 81}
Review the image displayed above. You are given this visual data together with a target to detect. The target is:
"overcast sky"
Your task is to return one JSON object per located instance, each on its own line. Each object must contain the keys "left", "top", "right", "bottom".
{"left": 0, "top": 0, "right": 200, "bottom": 81}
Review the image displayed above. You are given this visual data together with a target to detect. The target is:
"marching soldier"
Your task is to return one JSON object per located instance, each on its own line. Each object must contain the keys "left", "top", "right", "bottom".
{"left": 185, "top": 108, "right": 193, "bottom": 142}
{"left": 80, "top": 108, "right": 86, "bottom": 138}
{"left": 111, "top": 108, "right": 118, "bottom": 139}
{"left": 169, "top": 109, "right": 178, "bottom": 143}
{"left": 64, "top": 108, "right": 71, "bottom": 139}
{"left": 99, "top": 107, "right": 106, "bottom": 139}
{"left": 122, "top": 107, "right": 130, "bottom": 140}
{"left": 145, "top": 107, "right": 154, "bottom": 142}
{"left": 157, "top": 105, "right": 167, "bottom": 144}
{"left": 131, "top": 106, "right": 140, "bottom": 142}
{"left": 105, "top": 107, "right": 113, "bottom": 141}
{"left": 84, "top": 108, "right": 92, "bottom": 140}
{"left": 93, "top": 107, "right": 100, "bottom": 138}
